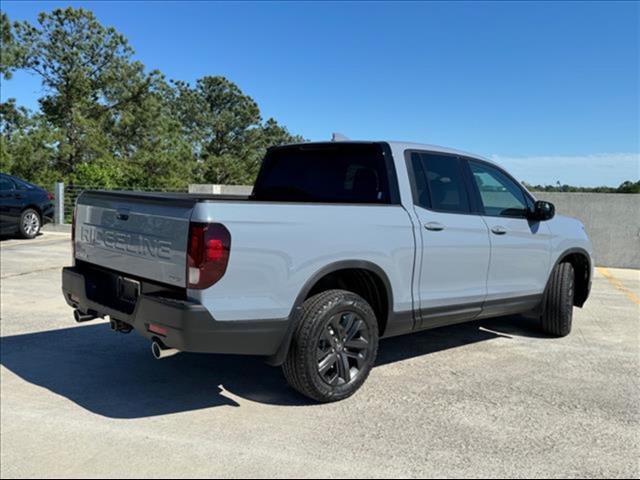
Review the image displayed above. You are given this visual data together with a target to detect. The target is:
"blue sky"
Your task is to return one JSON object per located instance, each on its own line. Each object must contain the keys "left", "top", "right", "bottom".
{"left": 2, "top": 1, "right": 638, "bottom": 186}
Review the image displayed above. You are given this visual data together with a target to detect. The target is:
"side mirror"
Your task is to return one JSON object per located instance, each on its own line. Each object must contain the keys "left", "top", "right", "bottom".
{"left": 529, "top": 200, "right": 555, "bottom": 221}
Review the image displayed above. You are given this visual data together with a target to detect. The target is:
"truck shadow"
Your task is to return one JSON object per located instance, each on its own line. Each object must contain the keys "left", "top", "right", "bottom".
{"left": 0, "top": 315, "right": 543, "bottom": 418}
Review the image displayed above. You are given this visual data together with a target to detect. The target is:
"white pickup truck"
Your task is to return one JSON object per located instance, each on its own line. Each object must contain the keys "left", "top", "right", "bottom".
{"left": 62, "top": 140, "right": 593, "bottom": 402}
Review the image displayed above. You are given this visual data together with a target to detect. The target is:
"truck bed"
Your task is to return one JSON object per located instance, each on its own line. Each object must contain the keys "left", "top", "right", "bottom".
{"left": 82, "top": 190, "right": 251, "bottom": 203}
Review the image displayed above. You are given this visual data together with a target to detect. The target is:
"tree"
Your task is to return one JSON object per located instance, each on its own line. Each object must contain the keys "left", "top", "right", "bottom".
{"left": 616, "top": 180, "right": 640, "bottom": 194}
{"left": 0, "top": 100, "right": 60, "bottom": 184}
{"left": 525, "top": 180, "right": 640, "bottom": 193}
{"left": 106, "top": 72, "right": 195, "bottom": 189}
{"left": 0, "top": 99, "right": 29, "bottom": 138}
{"left": 0, "top": 99, "right": 28, "bottom": 172}
{"left": 3, "top": 7, "right": 303, "bottom": 190}
{"left": 14, "top": 8, "right": 139, "bottom": 175}
{"left": 261, "top": 117, "right": 304, "bottom": 148}
{"left": 0, "top": 12, "right": 25, "bottom": 79}
{"left": 172, "top": 76, "right": 303, "bottom": 184}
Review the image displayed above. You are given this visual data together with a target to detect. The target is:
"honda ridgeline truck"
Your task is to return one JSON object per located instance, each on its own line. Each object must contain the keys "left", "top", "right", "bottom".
{"left": 62, "top": 141, "right": 593, "bottom": 402}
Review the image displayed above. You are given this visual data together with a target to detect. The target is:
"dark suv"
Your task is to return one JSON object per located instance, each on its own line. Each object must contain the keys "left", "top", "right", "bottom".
{"left": 0, "top": 174, "right": 54, "bottom": 239}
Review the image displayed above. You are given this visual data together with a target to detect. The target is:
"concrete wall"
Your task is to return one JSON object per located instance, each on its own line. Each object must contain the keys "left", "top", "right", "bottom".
{"left": 188, "top": 185, "right": 640, "bottom": 268}
{"left": 535, "top": 193, "right": 640, "bottom": 269}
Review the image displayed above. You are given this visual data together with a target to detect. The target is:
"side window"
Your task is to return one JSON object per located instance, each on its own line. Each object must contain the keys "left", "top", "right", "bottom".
{"left": 12, "top": 178, "right": 30, "bottom": 190}
{"left": 469, "top": 161, "right": 528, "bottom": 217}
{"left": 0, "top": 177, "right": 15, "bottom": 191}
{"left": 409, "top": 152, "right": 471, "bottom": 214}
{"left": 409, "top": 152, "right": 430, "bottom": 208}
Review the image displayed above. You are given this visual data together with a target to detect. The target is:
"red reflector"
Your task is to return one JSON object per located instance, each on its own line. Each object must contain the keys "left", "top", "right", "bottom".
{"left": 148, "top": 324, "right": 168, "bottom": 336}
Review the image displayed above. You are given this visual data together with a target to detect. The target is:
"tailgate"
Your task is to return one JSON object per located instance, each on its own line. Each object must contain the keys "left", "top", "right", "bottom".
{"left": 74, "top": 191, "right": 196, "bottom": 287}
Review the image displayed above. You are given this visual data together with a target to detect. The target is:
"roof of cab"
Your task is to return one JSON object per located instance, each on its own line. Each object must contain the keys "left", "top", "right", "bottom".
{"left": 384, "top": 141, "right": 491, "bottom": 163}
{"left": 272, "top": 139, "right": 492, "bottom": 164}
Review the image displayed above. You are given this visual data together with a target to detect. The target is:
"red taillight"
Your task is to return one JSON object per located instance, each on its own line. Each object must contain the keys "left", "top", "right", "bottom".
{"left": 187, "top": 222, "right": 231, "bottom": 289}
{"left": 47, "top": 192, "right": 54, "bottom": 201}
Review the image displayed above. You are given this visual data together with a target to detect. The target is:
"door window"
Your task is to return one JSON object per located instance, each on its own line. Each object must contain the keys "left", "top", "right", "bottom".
{"left": 409, "top": 152, "right": 471, "bottom": 214}
{"left": 0, "top": 177, "right": 15, "bottom": 191}
{"left": 469, "top": 161, "right": 528, "bottom": 217}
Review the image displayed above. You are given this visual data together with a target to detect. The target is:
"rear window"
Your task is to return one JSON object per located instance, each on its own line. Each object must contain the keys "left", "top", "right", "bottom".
{"left": 252, "top": 143, "right": 394, "bottom": 204}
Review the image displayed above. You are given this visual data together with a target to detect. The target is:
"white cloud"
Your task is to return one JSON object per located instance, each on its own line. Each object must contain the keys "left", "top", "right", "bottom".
{"left": 489, "top": 153, "right": 640, "bottom": 187}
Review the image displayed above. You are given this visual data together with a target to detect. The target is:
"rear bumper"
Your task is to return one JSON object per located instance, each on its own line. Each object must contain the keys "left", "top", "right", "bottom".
{"left": 61, "top": 266, "right": 289, "bottom": 356}
{"left": 41, "top": 202, "right": 54, "bottom": 224}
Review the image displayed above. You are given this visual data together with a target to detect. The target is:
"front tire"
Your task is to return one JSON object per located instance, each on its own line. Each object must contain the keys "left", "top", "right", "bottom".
{"left": 540, "top": 262, "right": 575, "bottom": 337}
{"left": 19, "top": 208, "right": 41, "bottom": 239}
{"left": 283, "top": 289, "right": 379, "bottom": 403}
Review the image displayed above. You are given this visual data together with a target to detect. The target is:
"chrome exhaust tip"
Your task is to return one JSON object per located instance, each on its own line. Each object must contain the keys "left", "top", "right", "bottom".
{"left": 74, "top": 309, "right": 96, "bottom": 323}
{"left": 151, "top": 340, "right": 180, "bottom": 360}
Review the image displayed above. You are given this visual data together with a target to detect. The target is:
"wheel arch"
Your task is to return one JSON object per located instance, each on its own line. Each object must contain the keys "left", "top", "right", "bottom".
{"left": 21, "top": 204, "right": 43, "bottom": 218}
{"left": 266, "top": 260, "right": 394, "bottom": 366}
{"left": 551, "top": 247, "right": 592, "bottom": 307}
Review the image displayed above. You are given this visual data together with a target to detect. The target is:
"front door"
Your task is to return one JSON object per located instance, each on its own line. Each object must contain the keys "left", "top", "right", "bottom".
{"left": 465, "top": 159, "right": 552, "bottom": 316}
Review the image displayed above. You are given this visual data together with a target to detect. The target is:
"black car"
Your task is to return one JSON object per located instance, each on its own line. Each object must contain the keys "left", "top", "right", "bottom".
{"left": 0, "top": 173, "right": 54, "bottom": 239}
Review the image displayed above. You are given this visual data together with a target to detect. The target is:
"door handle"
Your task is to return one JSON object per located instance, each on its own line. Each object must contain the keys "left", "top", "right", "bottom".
{"left": 424, "top": 222, "right": 445, "bottom": 231}
{"left": 491, "top": 225, "right": 507, "bottom": 235}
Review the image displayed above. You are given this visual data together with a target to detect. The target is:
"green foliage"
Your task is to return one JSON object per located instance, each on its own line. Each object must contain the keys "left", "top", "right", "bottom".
{"left": 70, "top": 159, "right": 126, "bottom": 188}
{"left": 614, "top": 181, "right": 640, "bottom": 194}
{"left": 172, "top": 76, "right": 301, "bottom": 184}
{"left": 1, "top": 7, "right": 303, "bottom": 190}
{"left": 524, "top": 181, "right": 640, "bottom": 194}
{"left": 0, "top": 101, "right": 59, "bottom": 183}
{"left": 0, "top": 11, "right": 26, "bottom": 79}
{"left": 13, "top": 8, "right": 143, "bottom": 176}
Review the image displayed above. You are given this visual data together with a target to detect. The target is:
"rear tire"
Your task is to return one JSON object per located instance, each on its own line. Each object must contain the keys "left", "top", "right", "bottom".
{"left": 18, "top": 208, "right": 41, "bottom": 239}
{"left": 283, "top": 289, "right": 379, "bottom": 403}
{"left": 540, "top": 262, "right": 575, "bottom": 337}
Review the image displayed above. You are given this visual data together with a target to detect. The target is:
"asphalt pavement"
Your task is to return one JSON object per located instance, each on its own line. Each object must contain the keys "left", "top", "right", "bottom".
{"left": 1, "top": 232, "right": 638, "bottom": 478}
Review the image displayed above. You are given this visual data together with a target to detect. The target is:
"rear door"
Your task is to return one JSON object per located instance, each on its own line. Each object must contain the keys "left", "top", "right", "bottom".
{"left": 465, "top": 159, "right": 551, "bottom": 312}
{"left": 407, "top": 151, "right": 491, "bottom": 328}
{"left": 74, "top": 192, "right": 194, "bottom": 287}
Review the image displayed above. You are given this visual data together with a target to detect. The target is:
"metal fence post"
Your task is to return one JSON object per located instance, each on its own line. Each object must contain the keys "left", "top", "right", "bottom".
{"left": 54, "top": 182, "right": 65, "bottom": 224}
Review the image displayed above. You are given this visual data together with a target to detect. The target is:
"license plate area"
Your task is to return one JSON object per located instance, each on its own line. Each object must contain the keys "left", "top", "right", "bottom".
{"left": 117, "top": 277, "right": 140, "bottom": 305}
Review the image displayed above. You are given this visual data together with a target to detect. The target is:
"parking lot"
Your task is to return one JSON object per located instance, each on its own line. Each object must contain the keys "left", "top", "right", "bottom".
{"left": 1, "top": 231, "right": 638, "bottom": 478}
